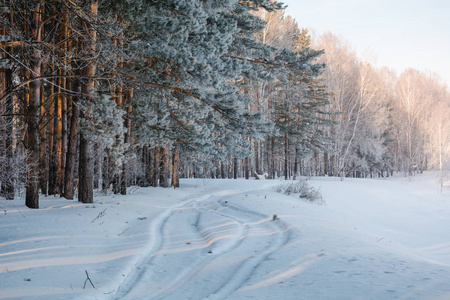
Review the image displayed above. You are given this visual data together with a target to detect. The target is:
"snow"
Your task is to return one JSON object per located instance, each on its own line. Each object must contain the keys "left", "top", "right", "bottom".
{"left": 2, "top": 173, "right": 450, "bottom": 299}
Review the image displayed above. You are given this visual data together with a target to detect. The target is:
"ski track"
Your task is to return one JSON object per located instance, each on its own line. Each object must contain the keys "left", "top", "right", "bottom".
{"left": 110, "top": 190, "right": 293, "bottom": 300}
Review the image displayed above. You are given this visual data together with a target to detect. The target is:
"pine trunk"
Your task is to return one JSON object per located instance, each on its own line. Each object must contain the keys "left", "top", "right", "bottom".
{"left": 120, "top": 95, "right": 132, "bottom": 195}
{"left": 63, "top": 27, "right": 80, "bottom": 199}
{"left": 147, "top": 147, "right": 154, "bottom": 186}
{"left": 93, "top": 144, "right": 99, "bottom": 190}
{"left": 142, "top": 146, "right": 150, "bottom": 186}
{"left": 120, "top": 164, "right": 127, "bottom": 194}
{"left": 266, "top": 137, "right": 271, "bottom": 179}
{"left": 0, "top": 0, "right": 13, "bottom": 199}
{"left": 26, "top": 2, "right": 44, "bottom": 209}
{"left": 47, "top": 79, "right": 56, "bottom": 195}
{"left": 48, "top": 88, "right": 58, "bottom": 195}
{"left": 59, "top": 91, "right": 67, "bottom": 194}
{"left": 55, "top": 32, "right": 65, "bottom": 195}
{"left": 254, "top": 141, "right": 260, "bottom": 175}
{"left": 293, "top": 147, "right": 299, "bottom": 180}
{"left": 1, "top": 52, "right": 14, "bottom": 199}
{"left": 220, "top": 161, "right": 226, "bottom": 179}
{"left": 244, "top": 157, "right": 249, "bottom": 179}
{"left": 78, "top": 133, "right": 93, "bottom": 203}
{"left": 0, "top": 89, "right": 4, "bottom": 198}
{"left": 172, "top": 146, "right": 179, "bottom": 188}
{"left": 63, "top": 77, "right": 80, "bottom": 200}
{"left": 323, "top": 152, "right": 329, "bottom": 176}
{"left": 284, "top": 134, "right": 288, "bottom": 180}
{"left": 78, "top": 0, "right": 98, "bottom": 203}
{"left": 39, "top": 76, "right": 47, "bottom": 195}
{"left": 102, "top": 155, "right": 111, "bottom": 194}
{"left": 0, "top": 0, "right": 4, "bottom": 197}
{"left": 56, "top": 20, "right": 66, "bottom": 195}
{"left": 159, "top": 147, "right": 169, "bottom": 187}
{"left": 314, "top": 152, "right": 320, "bottom": 176}
{"left": 143, "top": 147, "right": 151, "bottom": 187}
{"left": 59, "top": 12, "right": 70, "bottom": 195}
{"left": 152, "top": 147, "right": 159, "bottom": 187}
{"left": 63, "top": 103, "right": 79, "bottom": 199}
{"left": 56, "top": 83, "right": 65, "bottom": 195}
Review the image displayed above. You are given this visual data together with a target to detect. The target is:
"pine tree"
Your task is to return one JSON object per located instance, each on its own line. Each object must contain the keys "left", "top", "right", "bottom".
{"left": 0, "top": 2, "right": 15, "bottom": 199}
{"left": 24, "top": 1, "right": 45, "bottom": 209}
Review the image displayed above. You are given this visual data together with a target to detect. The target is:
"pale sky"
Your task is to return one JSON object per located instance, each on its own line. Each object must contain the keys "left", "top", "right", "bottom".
{"left": 282, "top": 0, "right": 450, "bottom": 88}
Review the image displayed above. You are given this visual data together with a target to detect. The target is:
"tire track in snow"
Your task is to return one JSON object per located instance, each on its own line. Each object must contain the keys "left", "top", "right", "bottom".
{"left": 111, "top": 191, "right": 292, "bottom": 300}
{"left": 111, "top": 194, "right": 214, "bottom": 299}
{"left": 203, "top": 200, "right": 292, "bottom": 300}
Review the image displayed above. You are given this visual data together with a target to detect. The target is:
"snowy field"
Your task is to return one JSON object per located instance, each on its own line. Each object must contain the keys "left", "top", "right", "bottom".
{"left": 1, "top": 172, "right": 450, "bottom": 300}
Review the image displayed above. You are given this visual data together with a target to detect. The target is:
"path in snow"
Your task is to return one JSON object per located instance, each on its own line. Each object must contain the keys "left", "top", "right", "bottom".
{"left": 111, "top": 191, "right": 292, "bottom": 300}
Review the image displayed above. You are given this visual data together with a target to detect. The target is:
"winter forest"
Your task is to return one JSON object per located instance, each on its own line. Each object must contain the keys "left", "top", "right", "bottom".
{"left": 1, "top": 0, "right": 450, "bottom": 209}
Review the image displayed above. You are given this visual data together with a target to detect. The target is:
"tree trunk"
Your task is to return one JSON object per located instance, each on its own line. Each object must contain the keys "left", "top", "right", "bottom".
{"left": 284, "top": 134, "right": 288, "bottom": 180}
{"left": 102, "top": 154, "right": 112, "bottom": 194}
{"left": 48, "top": 80, "right": 58, "bottom": 195}
{"left": 0, "top": 87, "right": 4, "bottom": 197}
{"left": 63, "top": 76, "right": 80, "bottom": 199}
{"left": 220, "top": 161, "right": 226, "bottom": 179}
{"left": 323, "top": 152, "right": 329, "bottom": 176}
{"left": 0, "top": 0, "right": 14, "bottom": 200}
{"left": 38, "top": 74, "right": 48, "bottom": 195}
{"left": 293, "top": 147, "right": 299, "bottom": 180}
{"left": 56, "top": 66, "right": 65, "bottom": 193}
{"left": 78, "top": 133, "right": 93, "bottom": 203}
{"left": 25, "top": 2, "right": 44, "bottom": 209}
{"left": 78, "top": 0, "right": 98, "bottom": 203}
{"left": 56, "top": 83, "right": 67, "bottom": 195}
{"left": 47, "top": 82, "right": 56, "bottom": 195}
{"left": 254, "top": 141, "right": 260, "bottom": 174}
{"left": 159, "top": 147, "right": 169, "bottom": 187}
{"left": 93, "top": 144, "right": 99, "bottom": 190}
{"left": 1, "top": 54, "right": 14, "bottom": 199}
{"left": 269, "top": 136, "right": 275, "bottom": 179}
{"left": 63, "top": 23, "right": 80, "bottom": 199}
{"left": 314, "top": 152, "right": 320, "bottom": 176}
{"left": 57, "top": 11, "right": 70, "bottom": 195}
{"left": 172, "top": 146, "right": 179, "bottom": 188}
{"left": 244, "top": 157, "right": 249, "bottom": 179}
{"left": 152, "top": 147, "right": 159, "bottom": 187}
{"left": 113, "top": 173, "right": 120, "bottom": 194}
{"left": 142, "top": 146, "right": 150, "bottom": 187}
{"left": 120, "top": 164, "right": 127, "bottom": 194}
{"left": 233, "top": 157, "right": 238, "bottom": 179}
{"left": 120, "top": 94, "right": 132, "bottom": 195}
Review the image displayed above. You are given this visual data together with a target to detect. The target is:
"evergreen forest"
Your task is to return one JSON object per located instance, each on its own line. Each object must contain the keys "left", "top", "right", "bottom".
{"left": 1, "top": 0, "right": 450, "bottom": 208}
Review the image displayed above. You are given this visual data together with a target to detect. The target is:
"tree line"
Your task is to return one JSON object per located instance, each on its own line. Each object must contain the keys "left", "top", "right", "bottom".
{"left": 1, "top": 1, "right": 449, "bottom": 209}
{"left": 314, "top": 33, "right": 450, "bottom": 179}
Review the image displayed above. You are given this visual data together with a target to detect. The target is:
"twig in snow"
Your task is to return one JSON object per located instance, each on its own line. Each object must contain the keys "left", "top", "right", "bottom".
{"left": 0, "top": 202, "right": 25, "bottom": 217}
{"left": 15, "top": 204, "right": 26, "bottom": 218}
{"left": 118, "top": 227, "right": 130, "bottom": 236}
{"left": 376, "top": 237, "right": 385, "bottom": 243}
{"left": 83, "top": 270, "right": 95, "bottom": 289}
{"left": 0, "top": 204, "right": 6, "bottom": 215}
{"left": 90, "top": 208, "right": 107, "bottom": 223}
{"left": 104, "top": 289, "right": 116, "bottom": 294}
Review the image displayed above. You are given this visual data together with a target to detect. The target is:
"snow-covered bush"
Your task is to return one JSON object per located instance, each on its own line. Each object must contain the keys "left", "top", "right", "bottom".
{"left": 276, "top": 178, "right": 325, "bottom": 205}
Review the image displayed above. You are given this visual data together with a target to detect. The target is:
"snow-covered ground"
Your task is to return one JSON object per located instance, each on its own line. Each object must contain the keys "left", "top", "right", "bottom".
{"left": 2, "top": 172, "right": 450, "bottom": 299}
